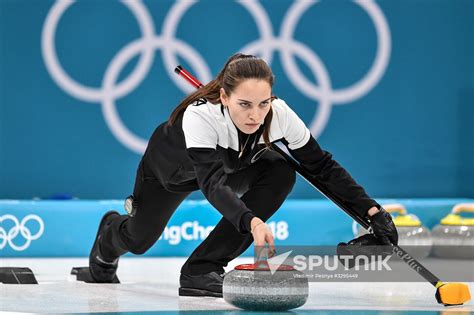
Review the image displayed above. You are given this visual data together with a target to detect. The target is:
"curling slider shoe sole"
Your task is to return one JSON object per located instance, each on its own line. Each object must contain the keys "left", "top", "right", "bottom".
{"left": 70, "top": 266, "right": 119, "bottom": 284}
{"left": 178, "top": 287, "right": 223, "bottom": 298}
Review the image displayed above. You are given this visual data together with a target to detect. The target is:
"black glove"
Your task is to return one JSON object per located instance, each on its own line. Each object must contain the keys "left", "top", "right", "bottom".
{"left": 337, "top": 234, "right": 392, "bottom": 269}
{"left": 369, "top": 207, "right": 398, "bottom": 246}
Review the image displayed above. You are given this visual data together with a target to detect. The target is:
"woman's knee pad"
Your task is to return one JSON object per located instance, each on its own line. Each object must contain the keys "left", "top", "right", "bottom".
{"left": 120, "top": 224, "right": 158, "bottom": 255}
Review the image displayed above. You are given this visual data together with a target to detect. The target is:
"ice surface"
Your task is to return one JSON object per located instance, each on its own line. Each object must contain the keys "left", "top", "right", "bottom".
{"left": 0, "top": 258, "right": 472, "bottom": 313}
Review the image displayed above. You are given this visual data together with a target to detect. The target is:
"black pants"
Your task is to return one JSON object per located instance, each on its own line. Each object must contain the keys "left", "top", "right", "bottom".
{"left": 100, "top": 150, "right": 296, "bottom": 275}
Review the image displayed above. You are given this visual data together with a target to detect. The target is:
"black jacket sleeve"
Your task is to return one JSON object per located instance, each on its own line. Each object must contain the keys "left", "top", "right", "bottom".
{"left": 287, "top": 135, "right": 380, "bottom": 218}
{"left": 186, "top": 147, "right": 255, "bottom": 233}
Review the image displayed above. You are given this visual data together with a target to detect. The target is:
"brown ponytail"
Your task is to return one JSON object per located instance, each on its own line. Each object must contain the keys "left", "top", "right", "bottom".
{"left": 167, "top": 53, "right": 275, "bottom": 148}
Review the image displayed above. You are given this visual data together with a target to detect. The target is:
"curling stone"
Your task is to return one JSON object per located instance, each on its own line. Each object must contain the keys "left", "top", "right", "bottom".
{"left": 357, "top": 204, "right": 432, "bottom": 259}
{"left": 431, "top": 203, "right": 474, "bottom": 259}
{"left": 223, "top": 262, "right": 308, "bottom": 311}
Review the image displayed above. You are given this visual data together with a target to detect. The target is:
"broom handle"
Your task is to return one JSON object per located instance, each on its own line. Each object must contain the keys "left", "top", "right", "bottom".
{"left": 174, "top": 65, "right": 442, "bottom": 287}
{"left": 269, "top": 144, "right": 441, "bottom": 286}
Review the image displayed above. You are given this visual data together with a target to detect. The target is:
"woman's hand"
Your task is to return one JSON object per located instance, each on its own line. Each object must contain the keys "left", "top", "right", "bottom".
{"left": 368, "top": 206, "right": 398, "bottom": 246}
{"left": 250, "top": 217, "right": 276, "bottom": 257}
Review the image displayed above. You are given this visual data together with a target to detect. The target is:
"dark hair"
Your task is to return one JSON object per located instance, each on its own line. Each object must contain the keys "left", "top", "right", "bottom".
{"left": 168, "top": 53, "right": 275, "bottom": 148}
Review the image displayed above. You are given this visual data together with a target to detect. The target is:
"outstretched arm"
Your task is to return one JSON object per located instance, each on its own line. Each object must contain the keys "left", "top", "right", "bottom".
{"left": 287, "top": 135, "right": 380, "bottom": 218}
{"left": 273, "top": 98, "right": 379, "bottom": 218}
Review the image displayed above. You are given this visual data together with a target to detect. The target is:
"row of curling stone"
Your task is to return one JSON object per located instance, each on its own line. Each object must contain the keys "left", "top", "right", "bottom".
{"left": 431, "top": 203, "right": 474, "bottom": 259}
{"left": 355, "top": 203, "right": 474, "bottom": 259}
{"left": 355, "top": 203, "right": 432, "bottom": 259}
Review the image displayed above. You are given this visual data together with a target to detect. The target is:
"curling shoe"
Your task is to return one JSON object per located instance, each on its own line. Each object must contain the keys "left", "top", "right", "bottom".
{"left": 179, "top": 271, "right": 225, "bottom": 297}
{"left": 89, "top": 211, "right": 121, "bottom": 283}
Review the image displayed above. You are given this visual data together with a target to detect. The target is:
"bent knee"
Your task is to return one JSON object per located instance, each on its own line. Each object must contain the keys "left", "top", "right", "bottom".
{"left": 126, "top": 239, "right": 155, "bottom": 255}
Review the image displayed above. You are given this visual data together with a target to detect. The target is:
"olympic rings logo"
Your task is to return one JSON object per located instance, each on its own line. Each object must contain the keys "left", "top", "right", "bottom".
{"left": 42, "top": 0, "right": 391, "bottom": 154}
{"left": 0, "top": 214, "right": 45, "bottom": 251}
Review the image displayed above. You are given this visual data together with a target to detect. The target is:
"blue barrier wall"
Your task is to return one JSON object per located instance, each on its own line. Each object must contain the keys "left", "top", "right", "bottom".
{"left": 1, "top": 198, "right": 473, "bottom": 257}
{"left": 0, "top": 0, "right": 473, "bottom": 199}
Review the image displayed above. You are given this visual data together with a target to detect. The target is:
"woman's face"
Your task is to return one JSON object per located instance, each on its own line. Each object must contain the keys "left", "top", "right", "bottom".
{"left": 220, "top": 79, "right": 272, "bottom": 134}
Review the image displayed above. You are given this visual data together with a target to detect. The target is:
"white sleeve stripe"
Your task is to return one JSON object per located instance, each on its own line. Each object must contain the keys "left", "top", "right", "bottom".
{"left": 273, "top": 99, "right": 311, "bottom": 150}
{"left": 288, "top": 128, "right": 311, "bottom": 150}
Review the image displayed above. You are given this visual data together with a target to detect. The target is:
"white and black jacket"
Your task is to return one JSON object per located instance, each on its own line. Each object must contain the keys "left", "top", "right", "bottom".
{"left": 144, "top": 98, "right": 379, "bottom": 233}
